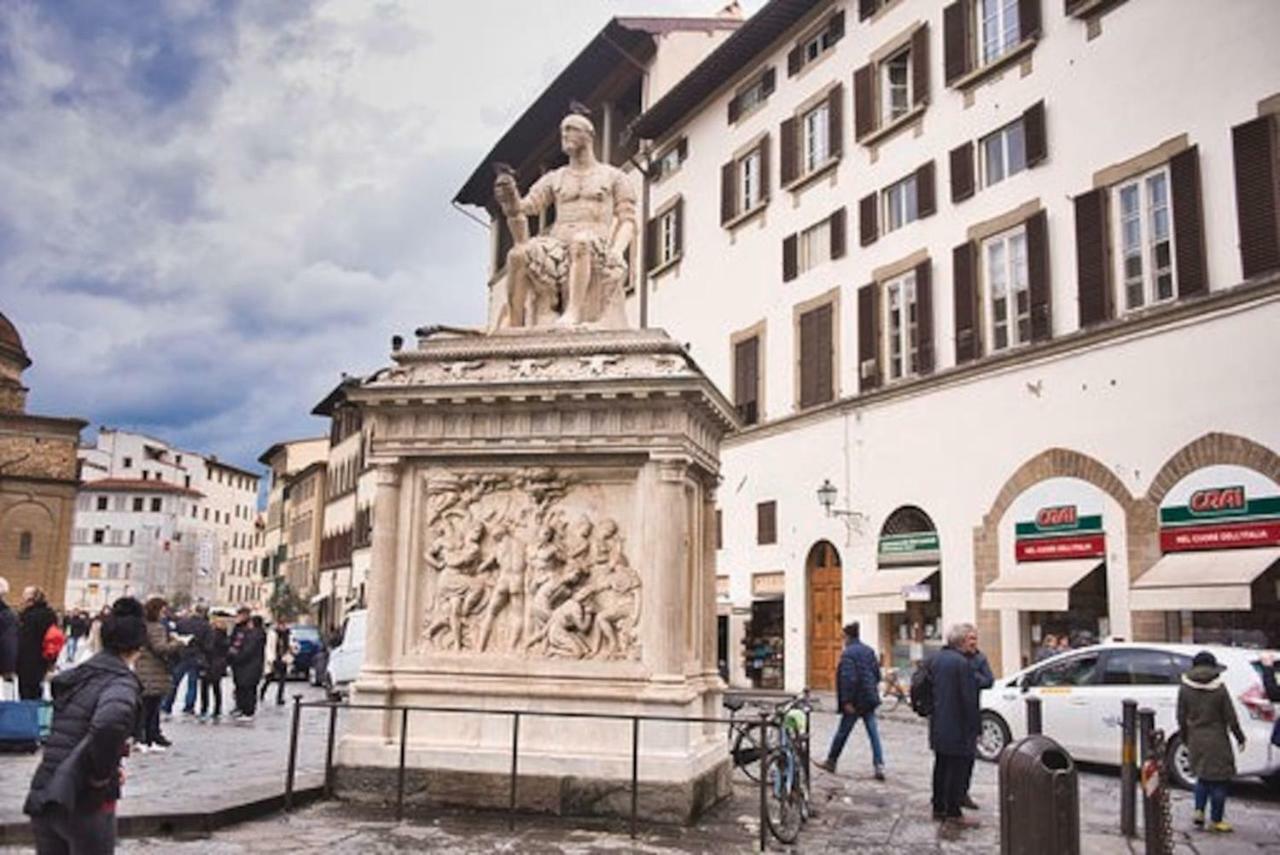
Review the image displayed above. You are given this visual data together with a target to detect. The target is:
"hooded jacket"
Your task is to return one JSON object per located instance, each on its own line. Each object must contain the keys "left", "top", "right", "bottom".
{"left": 134, "top": 620, "right": 183, "bottom": 697}
{"left": 24, "top": 652, "right": 142, "bottom": 816}
{"left": 1176, "top": 664, "right": 1244, "bottom": 781}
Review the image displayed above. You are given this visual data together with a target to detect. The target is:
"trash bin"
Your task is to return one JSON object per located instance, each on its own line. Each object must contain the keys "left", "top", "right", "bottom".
{"left": 998, "top": 734, "right": 1080, "bottom": 855}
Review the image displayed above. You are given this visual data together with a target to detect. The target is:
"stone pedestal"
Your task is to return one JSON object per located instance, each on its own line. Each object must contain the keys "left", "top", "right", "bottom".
{"left": 335, "top": 327, "right": 737, "bottom": 822}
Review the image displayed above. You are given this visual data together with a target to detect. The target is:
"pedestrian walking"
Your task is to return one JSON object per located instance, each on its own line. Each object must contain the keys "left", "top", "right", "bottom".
{"left": 134, "top": 597, "right": 184, "bottom": 752}
{"left": 259, "top": 621, "right": 293, "bottom": 706}
{"left": 929, "top": 623, "right": 981, "bottom": 829}
{"left": 1178, "top": 650, "right": 1246, "bottom": 833}
{"left": 817, "top": 622, "right": 885, "bottom": 780}
{"left": 23, "top": 596, "right": 146, "bottom": 855}
{"left": 199, "top": 617, "right": 230, "bottom": 722}
{"left": 16, "top": 587, "right": 58, "bottom": 700}
{"left": 0, "top": 577, "right": 18, "bottom": 681}
{"left": 227, "top": 608, "right": 265, "bottom": 721}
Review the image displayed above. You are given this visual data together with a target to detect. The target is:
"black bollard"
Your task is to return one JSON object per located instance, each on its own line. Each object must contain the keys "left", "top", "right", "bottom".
{"left": 1026, "top": 695, "right": 1043, "bottom": 736}
{"left": 1120, "top": 700, "right": 1137, "bottom": 838}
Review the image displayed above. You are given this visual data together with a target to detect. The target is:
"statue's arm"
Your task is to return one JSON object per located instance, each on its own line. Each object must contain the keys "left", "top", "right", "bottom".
{"left": 609, "top": 171, "right": 638, "bottom": 257}
{"left": 517, "top": 172, "right": 556, "bottom": 218}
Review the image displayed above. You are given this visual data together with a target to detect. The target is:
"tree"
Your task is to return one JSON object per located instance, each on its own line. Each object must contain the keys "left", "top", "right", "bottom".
{"left": 267, "top": 578, "right": 309, "bottom": 623}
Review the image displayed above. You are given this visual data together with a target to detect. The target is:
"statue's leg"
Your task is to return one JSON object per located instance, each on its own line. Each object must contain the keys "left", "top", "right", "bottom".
{"left": 561, "top": 235, "right": 593, "bottom": 325}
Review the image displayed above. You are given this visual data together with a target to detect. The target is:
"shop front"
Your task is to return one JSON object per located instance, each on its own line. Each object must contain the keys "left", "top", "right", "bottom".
{"left": 1131, "top": 465, "right": 1280, "bottom": 649}
{"left": 746, "top": 571, "right": 785, "bottom": 689}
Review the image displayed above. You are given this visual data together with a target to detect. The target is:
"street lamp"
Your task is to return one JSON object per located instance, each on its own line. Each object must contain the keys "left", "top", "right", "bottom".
{"left": 816, "top": 479, "right": 865, "bottom": 527}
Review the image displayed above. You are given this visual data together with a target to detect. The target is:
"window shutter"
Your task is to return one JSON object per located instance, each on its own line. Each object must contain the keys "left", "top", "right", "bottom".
{"left": 1019, "top": 0, "right": 1042, "bottom": 40}
{"left": 798, "top": 308, "right": 817, "bottom": 407}
{"left": 828, "top": 11, "right": 846, "bottom": 45}
{"left": 728, "top": 94, "right": 741, "bottom": 124}
{"left": 762, "top": 67, "right": 777, "bottom": 97}
{"left": 780, "top": 117, "right": 798, "bottom": 186}
{"left": 759, "top": 135, "right": 771, "bottom": 203}
{"left": 734, "top": 337, "right": 760, "bottom": 424}
{"left": 787, "top": 45, "right": 803, "bottom": 77}
{"left": 1232, "top": 115, "right": 1280, "bottom": 278}
{"left": 854, "top": 63, "right": 876, "bottom": 140}
{"left": 915, "top": 259, "right": 935, "bottom": 375}
{"left": 721, "top": 160, "right": 736, "bottom": 225}
{"left": 916, "top": 161, "right": 937, "bottom": 218}
{"left": 677, "top": 138, "right": 688, "bottom": 161}
{"left": 827, "top": 83, "right": 844, "bottom": 160}
{"left": 644, "top": 216, "right": 658, "bottom": 273}
{"left": 756, "top": 501, "right": 776, "bottom": 545}
{"left": 943, "top": 1, "right": 970, "bottom": 85}
{"left": 1074, "top": 188, "right": 1112, "bottom": 327}
{"left": 1026, "top": 209, "right": 1052, "bottom": 342}
{"left": 815, "top": 302, "right": 834, "bottom": 405}
{"left": 673, "top": 198, "right": 684, "bottom": 259}
{"left": 859, "top": 0, "right": 878, "bottom": 21}
{"left": 829, "top": 207, "right": 847, "bottom": 259}
{"left": 859, "top": 192, "right": 878, "bottom": 246}
{"left": 1064, "top": 0, "right": 1088, "bottom": 12}
{"left": 950, "top": 141, "right": 975, "bottom": 202}
{"left": 953, "top": 241, "right": 980, "bottom": 363}
{"left": 783, "top": 234, "right": 799, "bottom": 282}
{"left": 1023, "top": 101, "right": 1047, "bottom": 167}
{"left": 857, "top": 283, "right": 881, "bottom": 392}
{"left": 911, "top": 24, "right": 930, "bottom": 108}
{"left": 1169, "top": 145, "right": 1206, "bottom": 298}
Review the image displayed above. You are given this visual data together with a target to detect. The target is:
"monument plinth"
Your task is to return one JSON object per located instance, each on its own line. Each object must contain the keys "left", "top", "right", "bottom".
{"left": 335, "top": 326, "right": 738, "bottom": 821}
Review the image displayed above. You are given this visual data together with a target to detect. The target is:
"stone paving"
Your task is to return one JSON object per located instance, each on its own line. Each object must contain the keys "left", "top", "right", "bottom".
{"left": 2, "top": 693, "right": 1277, "bottom": 852}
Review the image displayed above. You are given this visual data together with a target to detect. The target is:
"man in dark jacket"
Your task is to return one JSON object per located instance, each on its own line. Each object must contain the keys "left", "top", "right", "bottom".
{"left": 227, "top": 608, "right": 265, "bottom": 721}
{"left": 958, "top": 647, "right": 994, "bottom": 810}
{"left": 25, "top": 596, "right": 145, "bottom": 854}
{"left": 163, "top": 605, "right": 211, "bottom": 716}
{"left": 929, "top": 623, "right": 981, "bottom": 828}
{"left": 17, "top": 586, "right": 57, "bottom": 700}
{"left": 0, "top": 576, "right": 18, "bottom": 680}
{"left": 818, "top": 622, "right": 885, "bottom": 779}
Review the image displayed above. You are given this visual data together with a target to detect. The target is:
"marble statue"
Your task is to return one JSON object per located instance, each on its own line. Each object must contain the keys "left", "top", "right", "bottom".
{"left": 493, "top": 109, "right": 637, "bottom": 331}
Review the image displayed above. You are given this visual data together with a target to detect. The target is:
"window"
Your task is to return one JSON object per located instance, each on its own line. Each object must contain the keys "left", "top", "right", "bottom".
{"left": 92, "top": 529, "right": 106, "bottom": 545}
{"left": 884, "top": 272, "right": 919, "bottom": 381}
{"left": 96, "top": 496, "right": 108, "bottom": 511}
{"left": 659, "top": 209, "right": 679, "bottom": 266}
{"left": 979, "top": 0, "right": 1020, "bottom": 64}
{"left": 788, "top": 12, "right": 844, "bottom": 76}
{"left": 722, "top": 138, "right": 770, "bottom": 226}
{"left": 1028, "top": 653, "right": 1099, "bottom": 687}
{"left": 646, "top": 199, "right": 683, "bottom": 273}
{"left": 802, "top": 102, "right": 830, "bottom": 174}
{"left": 17, "top": 531, "right": 32, "bottom": 559}
{"left": 799, "top": 221, "right": 831, "bottom": 273}
{"left": 151, "top": 497, "right": 162, "bottom": 513}
{"left": 733, "top": 335, "right": 761, "bottom": 426}
{"left": 883, "top": 174, "right": 919, "bottom": 233}
{"left": 983, "top": 226, "right": 1030, "bottom": 352}
{"left": 982, "top": 118, "right": 1026, "bottom": 187}
{"left": 797, "top": 301, "right": 835, "bottom": 409}
{"left": 739, "top": 149, "right": 763, "bottom": 214}
{"left": 122, "top": 457, "right": 132, "bottom": 469}
{"left": 132, "top": 497, "right": 144, "bottom": 512}
{"left": 107, "top": 563, "right": 120, "bottom": 579}
{"left": 729, "top": 69, "right": 776, "bottom": 122}
{"left": 757, "top": 501, "right": 778, "bottom": 545}
{"left": 71, "top": 562, "right": 84, "bottom": 579}
{"left": 1101, "top": 650, "right": 1191, "bottom": 686}
{"left": 1114, "top": 166, "right": 1174, "bottom": 312}
{"left": 882, "top": 49, "right": 911, "bottom": 124}
{"left": 88, "top": 563, "right": 102, "bottom": 579}
{"left": 141, "top": 471, "right": 149, "bottom": 481}
{"left": 654, "top": 138, "right": 687, "bottom": 181}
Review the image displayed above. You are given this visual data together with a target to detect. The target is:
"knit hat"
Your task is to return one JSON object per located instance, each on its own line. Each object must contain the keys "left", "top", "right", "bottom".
{"left": 101, "top": 597, "right": 148, "bottom": 654}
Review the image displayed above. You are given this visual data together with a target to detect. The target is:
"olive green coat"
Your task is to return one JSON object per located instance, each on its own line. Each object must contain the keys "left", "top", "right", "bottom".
{"left": 134, "top": 620, "right": 184, "bottom": 698}
{"left": 1176, "top": 665, "right": 1244, "bottom": 781}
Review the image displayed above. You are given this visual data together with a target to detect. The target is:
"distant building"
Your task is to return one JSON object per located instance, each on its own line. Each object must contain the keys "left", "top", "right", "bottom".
{"left": 256, "top": 438, "right": 328, "bottom": 611}
{"left": 0, "top": 312, "right": 85, "bottom": 608}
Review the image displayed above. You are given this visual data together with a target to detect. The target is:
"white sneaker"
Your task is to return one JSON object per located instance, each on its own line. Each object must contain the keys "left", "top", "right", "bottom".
{"left": 148, "top": 743, "right": 167, "bottom": 754}
{"left": 135, "top": 743, "right": 151, "bottom": 755}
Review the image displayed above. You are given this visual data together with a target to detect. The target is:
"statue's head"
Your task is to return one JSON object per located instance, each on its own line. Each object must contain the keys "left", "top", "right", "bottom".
{"left": 560, "top": 112, "right": 595, "bottom": 156}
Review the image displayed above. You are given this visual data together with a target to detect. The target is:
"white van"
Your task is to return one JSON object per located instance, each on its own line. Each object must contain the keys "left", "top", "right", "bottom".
{"left": 324, "top": 609, "right": 367, "bottom": 697}
{"left": 977, "top": 642, "right": 1279, "bottom": 790}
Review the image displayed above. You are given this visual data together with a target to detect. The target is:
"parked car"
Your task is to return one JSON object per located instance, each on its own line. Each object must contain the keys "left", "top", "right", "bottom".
{"left": 324, "top": 610, "right": 367, "bottom": 698}
{"left": 977, "top": 642, "right": 1279, "bottom": 790}
{"left": 289, "top": 624, "right": 323, "bottom": 681}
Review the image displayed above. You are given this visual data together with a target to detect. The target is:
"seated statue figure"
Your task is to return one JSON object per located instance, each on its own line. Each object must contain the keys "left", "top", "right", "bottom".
{"left": 492, "top": 109, "right": 636, "bottom": 330}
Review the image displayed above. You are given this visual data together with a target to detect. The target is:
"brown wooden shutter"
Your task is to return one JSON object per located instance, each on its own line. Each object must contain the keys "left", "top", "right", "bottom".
{"left": 756, "top": 501, "right": 777, "bottom": 545}
{"left": 944, "top": 1, "right": 970, "bottom": 85}
{"left": 672, "top": 198, "right": 684, "bottom": 259}
{"left": 953, "top": 240, "right": 980, "bottom": 362}
{"left": 721, "top": 160, "right": 736, "bottom": 225}
{"left": 728, "top": 94, "right": 741, "bottom": 124}
{"left": 815, "top": 302, "right": 834, "bottom": 405}
{"left": 860, "top": 192, "right": 878, "bottom": 246}
{"left": 787, "top": 45, "right": 803, "bottom": 77}
{"left": 915, "top": 259, "right": 935, "bottom": 375}
{"left": 780, "top": 117, "right": 798, "bottom": 186}
{"left": 1064, "top": 0, "right": 1088, "bottom": 12}
{"left": 1019, "top": 0, "right": 1042, "bottom": 40}
{"left": 857, "top": 283, "right": 881, "bottom": 392}
{"left": 829, "top": 207, "right": 847, "bottom": 259}
{"left": 912, "top": 24, "right": 930, "bottom": 108}
{"left": 1232, "top": 115, "right": 1280, "bottom": 279}
{"left": 827, "top": 83, "right": 844, "bottom": 160}
{"left": 950, "top": 142, "right": 975, "bottom": 202}
{"left": 734, "top": 336, "right": 760, "bottom": 424}
{"left": 1170, "top": 145, "right": 1207, "bottom": 298}
{"left": 1023, "top": 101, "right": 1047, "bottom": 167}
{"left": 677, "top": 138, "right": 688, "bottom": 161}
{"left": 916, "top": 161, "right": 936, "bottom": 218}
{"left": 644, "top": 216, "right": 658, "bottom": 273}
{"left": 828, "top": 11, "right": 846, "bottom": 45}
{"left": 1074, "top": 187, "right": 1112, "bottom": 327}
{"left": 762, "top": 67, "right": 776, "bottom": 97}
{"left": 783, "top": 234, "right": 798, "bottom": 282}
{"left": 798, "top": 308, "right": 817, "bottom": 407}
{"left": 759, "top": 135, "right": 771, "bottom": 203}
{"left": 1026, "top": 209, "right": 1052, "bottom": 342}
{"left": 715, "top": 510, "right": 723, "bottom": 549}
{"left": 859, "top": 0, "right": 878, "bottom": 21}
{"left": 854, "top": 64, "right": 876, "bottom": 140}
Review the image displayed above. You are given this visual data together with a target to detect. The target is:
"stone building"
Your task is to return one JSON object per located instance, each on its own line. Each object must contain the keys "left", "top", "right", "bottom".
{"left": 0, "top": 312, "right": 85, "bottom": 608}
{"left": 463, "top": 0, "right": 1280, "bottom": 687}
{"left": 256, "top": 438, "right": 328, "bottom": 609}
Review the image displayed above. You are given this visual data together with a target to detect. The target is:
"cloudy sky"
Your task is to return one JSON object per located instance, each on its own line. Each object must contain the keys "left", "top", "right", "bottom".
{"left": 0, "top": 0, "right": 759, "bottom": 473}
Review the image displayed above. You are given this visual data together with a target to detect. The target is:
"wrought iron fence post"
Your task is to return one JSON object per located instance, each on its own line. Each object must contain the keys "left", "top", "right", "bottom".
{"left": 630, "top": 716, "right": 640, "bottom": 840}
{"left": 396, "top": 707, "right": 409, "bottom": 821}
{"left": 757, "top": 711, "right": 769, "bottom": 852}
{"left": 509, "top": 711, "right": 521, "bottom": 830}
{"left": 285, "top": 694, "right": 302, "bottom": 812}
{"left": 324, "top": 702, "right": 338, "bottom": 799}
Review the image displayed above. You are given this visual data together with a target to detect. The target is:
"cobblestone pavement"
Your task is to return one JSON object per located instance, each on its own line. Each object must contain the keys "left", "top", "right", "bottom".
{"left": 3, "top": 695, "right": 1277, "bottom": 852}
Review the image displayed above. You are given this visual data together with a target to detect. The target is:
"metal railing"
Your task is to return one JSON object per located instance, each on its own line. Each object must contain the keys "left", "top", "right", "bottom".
{"left": 283, "top": 694, "right": 808, "bottom": 851}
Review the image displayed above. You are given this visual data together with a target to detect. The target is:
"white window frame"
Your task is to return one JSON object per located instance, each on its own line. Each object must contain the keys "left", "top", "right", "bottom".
{"left": 1112, "top": 165, "right": 1175, "bottom": 313}
{"left": 798, "top": 220, "right": 831, "bottom": 273}
{"left": 656, "top": 145, "right": 683, "bottom": 180}
{"left": 982, "top": 225, "right": 1030, "bottom": 353}
{"left": 658, "top": 208, "right": 680, "bottom": 266}
{"left": 738, "top": 76, "right": 769, "bottom": 116}
{"left": 881, "top": 47, "right": 912, "bottom": 125}
{"left": 978, "top": 0, "right": 1021, "bottom": 65}
{"left": 739, "top": 148, "right": 763, "bottom": 213}
{"left": 882, "top": 175, "right": 919, "bottom": 233}
{"left": 803, "top": 27, "right": 835, "bottom": 65}
{"left": 802, "top": 102, "right": 830, "bottom": 174}
{"left": 883, "top": 271, "right": 919, "bottom": 382}
{"left": 981, "top": 118, "right": 1027, "bottom": 188}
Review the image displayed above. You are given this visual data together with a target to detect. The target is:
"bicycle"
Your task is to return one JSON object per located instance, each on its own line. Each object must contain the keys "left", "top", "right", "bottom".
{"left": 724, "top": 694, "right": 772, "bottom": 782}
{"left": 762, "top": 692, "right": 815, "bottom": 845}
{"left": 879, "top": 666, "right": 910, "bottom": 711}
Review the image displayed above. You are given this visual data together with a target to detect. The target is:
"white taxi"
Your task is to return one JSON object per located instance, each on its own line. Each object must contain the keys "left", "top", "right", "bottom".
{"left": 976, "top": 642, "right": 1279, "bottom": 790}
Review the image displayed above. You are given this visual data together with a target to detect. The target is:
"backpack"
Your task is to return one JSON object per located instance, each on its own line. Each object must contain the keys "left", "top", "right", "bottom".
{"left": 41, "top": 624, "right": 65, "bottom": 665}
{"left": 909, "top": 659, "right": 933, "bottom": 718}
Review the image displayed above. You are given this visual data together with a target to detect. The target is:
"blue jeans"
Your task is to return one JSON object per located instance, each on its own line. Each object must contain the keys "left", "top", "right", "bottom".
{"left": 826, "top": 709, "right": 884, "bottom": 768}
{"left": 1194, "top": 779, "right": 1228, "bottom": 823}
{"left": 162, "top": 660, "right": 200, "bottom": 714}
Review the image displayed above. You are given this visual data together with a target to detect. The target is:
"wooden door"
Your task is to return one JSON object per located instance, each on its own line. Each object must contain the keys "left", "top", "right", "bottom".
{"left": 806, "top": 541, "right": 844, "bottom": 691}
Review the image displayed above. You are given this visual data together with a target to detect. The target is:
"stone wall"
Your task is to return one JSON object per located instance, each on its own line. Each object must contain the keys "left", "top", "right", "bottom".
{"left": 0, "top": 432, "right": 79, "bottom": 480}
{"left": 0, "top": 482, "right": 77, "bottom": 607}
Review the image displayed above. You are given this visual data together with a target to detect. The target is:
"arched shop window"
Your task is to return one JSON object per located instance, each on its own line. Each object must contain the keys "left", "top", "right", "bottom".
{"left": 876, "top": 507, "right": 941, "bottom": 668}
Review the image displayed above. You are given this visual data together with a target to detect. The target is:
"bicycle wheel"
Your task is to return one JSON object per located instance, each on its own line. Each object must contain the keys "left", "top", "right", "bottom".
{"left": 764, "top": 752, "right": 804, "bottom": 844}
{"left": 732, "top": 721, "right": 768, "bottom": 782}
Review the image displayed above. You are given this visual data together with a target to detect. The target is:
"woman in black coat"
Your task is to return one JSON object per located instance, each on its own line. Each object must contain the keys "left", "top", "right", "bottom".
{"left": 17, "top": 587, "right": 57, "bottom": 700}
{"left": 24, "top": 597, "right": 146, "bottom": 854}
{"left": 199, "top": 619, "right": 231, "bottom": 721}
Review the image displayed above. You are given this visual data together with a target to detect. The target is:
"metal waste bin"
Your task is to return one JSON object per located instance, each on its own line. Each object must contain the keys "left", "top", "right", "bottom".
{"left": 998, "top": 734, "right": 1080, "bottom": 855}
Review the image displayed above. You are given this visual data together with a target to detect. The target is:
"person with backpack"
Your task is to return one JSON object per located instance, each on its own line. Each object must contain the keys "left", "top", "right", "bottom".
{"left": 16, "top": 587, "right": 58, "bottom": 700}
{"left": 1178, "top": 650, "right": 1245, "bottom": 833}
{"left": 817, "top": 622, "right": 885, "bottom": 780}
{"left": 927, "top": 623, "right": 982, "bottom": 829}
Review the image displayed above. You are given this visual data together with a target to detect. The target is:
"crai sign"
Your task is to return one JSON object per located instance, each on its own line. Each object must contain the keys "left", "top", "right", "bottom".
{"left": 1015, "top": 504, "right": 1106, "bottom": 561}
{"left": 1160, "top": 482, "right": 1280, "bottom": 552}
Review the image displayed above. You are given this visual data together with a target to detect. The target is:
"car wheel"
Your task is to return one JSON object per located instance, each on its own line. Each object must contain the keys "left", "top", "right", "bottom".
{"left": 1262, "top": 772, "right": 1280, "bottom": 793}
{"left": 1166, "top": 735, "right": 1196, "bottom": 790}
{"left": 977, "top": 712, "right": 1011, "bottom": 763}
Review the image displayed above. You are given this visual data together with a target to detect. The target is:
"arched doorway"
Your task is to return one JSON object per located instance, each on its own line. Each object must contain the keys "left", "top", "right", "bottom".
{"left": 877, "top": 506, "right": 942, "bottom": 668}
{"left": 806, "top": 541, "right": 842, "bottom": 691}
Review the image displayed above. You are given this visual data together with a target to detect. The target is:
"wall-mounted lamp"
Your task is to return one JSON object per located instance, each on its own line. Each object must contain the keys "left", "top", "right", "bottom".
{"left": 816, "top": 479, "right": 866, "bottom": 531}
